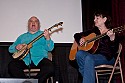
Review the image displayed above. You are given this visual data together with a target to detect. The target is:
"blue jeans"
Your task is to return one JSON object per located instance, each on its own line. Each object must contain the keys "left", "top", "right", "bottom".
{"left": 75, "top": 50, "right": 115, "bottom": 83}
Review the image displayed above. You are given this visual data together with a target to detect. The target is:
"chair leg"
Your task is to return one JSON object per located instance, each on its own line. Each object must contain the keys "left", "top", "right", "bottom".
{"left": 95, "top": 72, "right": 99, "bottom": 83}
{"left": 119, "top": 58, "right": 124, "bottom": 83}
{"left": 108, "top": 58, "right": 120, "bottom": 83}
{"left": 50, "top": 77, "right": 53, "bottom": 83}
{"left": 47, "top": 77, "right": 53, "bottom": 83}
{"left": 108, "top": 56, "right": 120, "bottom": 83}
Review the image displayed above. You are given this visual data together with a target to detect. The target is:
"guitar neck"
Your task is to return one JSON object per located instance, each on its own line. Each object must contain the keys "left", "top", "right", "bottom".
{"left": 27, "top": 22, "right": 63, "bottom": 46}
{"left": 28, "top": 33, "right": 44, "bottom": 45}
{"left": 86, "top": 25, "right": 125, "bottom": 44}
{"left": 27, "top": 26, "right": 54, "bottom": 46}
{"left": 85, "top": 33, "right": 107, "bottom": 44}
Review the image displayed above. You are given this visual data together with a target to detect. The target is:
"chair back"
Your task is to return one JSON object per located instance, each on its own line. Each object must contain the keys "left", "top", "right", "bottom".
{"left": 95, "top": 43, "right": 124, "bottom": 83}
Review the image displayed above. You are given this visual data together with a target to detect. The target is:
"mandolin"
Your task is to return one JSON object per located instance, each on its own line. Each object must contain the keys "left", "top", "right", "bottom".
{"left": 69, "top": 25, "right": 125, "bottom": 60}
{"left": 12, "top": 22, "right": 63, "bottom": 60}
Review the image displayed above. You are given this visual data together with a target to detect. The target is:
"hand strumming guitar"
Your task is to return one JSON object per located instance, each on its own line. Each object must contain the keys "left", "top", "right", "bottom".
{"left": 79, "top": 38, "right": 85, "bottom": 46}
{"left": 16, "top": 44, "right": 26, "bottom": 51}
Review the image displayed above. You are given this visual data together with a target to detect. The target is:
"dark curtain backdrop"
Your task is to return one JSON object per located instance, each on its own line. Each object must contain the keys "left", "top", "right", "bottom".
{"left": 82, "top": 0, "right": 112, "bottom": 31}
{"left": 0, "top": 46, "right": 12, "bottom": 77}
{"left": 112, "top": 0, "right": 125, "bottom": 82}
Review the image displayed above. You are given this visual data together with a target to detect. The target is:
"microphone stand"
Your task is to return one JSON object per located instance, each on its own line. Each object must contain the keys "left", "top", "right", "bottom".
{"left": 28, "top": 49, "right": 31, "bottom": 79}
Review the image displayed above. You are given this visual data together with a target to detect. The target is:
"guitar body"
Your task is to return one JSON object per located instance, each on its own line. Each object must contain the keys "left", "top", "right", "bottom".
{"left": 78, "top": 33, "right": 99, "bottom": 53}
{"left": 69, "top": 33, "right": 99, "bottom": 60}
{"left": 12, "top": 44, "right": 30, "bottom": 60}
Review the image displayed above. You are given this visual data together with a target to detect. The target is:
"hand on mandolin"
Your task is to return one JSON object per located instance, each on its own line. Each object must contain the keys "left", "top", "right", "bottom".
{"left": 43, "top": 29, "right": 50, "bottom": 40}
{"left": 16, "top": 44, "right": 27, "bottom": 51}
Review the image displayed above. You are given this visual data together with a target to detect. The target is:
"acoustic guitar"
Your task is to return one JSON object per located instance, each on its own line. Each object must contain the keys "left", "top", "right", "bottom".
{"left": 69, "top": 25, "right": 125, "bottom": 60}
{"left": 12, "top": 22, "right": 63, "bottom": 60}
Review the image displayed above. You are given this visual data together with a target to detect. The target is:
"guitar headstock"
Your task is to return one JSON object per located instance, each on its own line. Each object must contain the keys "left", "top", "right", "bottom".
{"left": 113, "top": 25, "right": 125, "bottom": 33}
{"left": 52, "top": 22, "right": 63, "bottom": 27}
{"left": 48, "top": 22, "right": 63, "bottom": 31}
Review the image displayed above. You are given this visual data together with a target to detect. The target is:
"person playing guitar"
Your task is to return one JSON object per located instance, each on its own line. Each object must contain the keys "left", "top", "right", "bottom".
{"left": 8, "top": 16, "right": 55, "bottom": 83}
{"left": 72, "top": 10, "right": 124, "bottom": 83}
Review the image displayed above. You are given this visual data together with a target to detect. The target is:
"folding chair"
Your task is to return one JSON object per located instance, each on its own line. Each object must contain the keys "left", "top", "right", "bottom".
{"left": 95, "top": 43, "right": 124, "bottom": 83}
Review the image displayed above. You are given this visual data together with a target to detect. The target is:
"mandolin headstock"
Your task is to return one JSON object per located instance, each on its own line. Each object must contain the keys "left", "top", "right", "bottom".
{"left": 48, "top": 22, "right": 63, "bottom": 31}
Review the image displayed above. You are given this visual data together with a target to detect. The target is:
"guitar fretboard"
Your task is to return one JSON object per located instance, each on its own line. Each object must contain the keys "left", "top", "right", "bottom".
{"left": 85, "top": 25, "right": 125, "bottom": 44}
{"left": 27, "top": 22, "right": 63, "bottom": 46}
{"left": 86, "top": 33, "right": 107, "bottom": 44}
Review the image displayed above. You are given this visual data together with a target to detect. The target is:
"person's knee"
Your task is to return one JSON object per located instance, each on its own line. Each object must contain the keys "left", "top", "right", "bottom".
{"left": 85, "top": 55, "right": 92, "bottom": 60}
{"left": 76, "top": 50, "right": 85, "bottom": 58}
{"left": 49, "top": 64, "right": 54, "bottom": 74}
{"left": 8, "top": 60, "right": 15, "bottom": 70}
{"left": 85, "top": 55, "right": 94, "bottom": 63}
{"left": 43, "top": 62, "right": 54, "bottom": 75}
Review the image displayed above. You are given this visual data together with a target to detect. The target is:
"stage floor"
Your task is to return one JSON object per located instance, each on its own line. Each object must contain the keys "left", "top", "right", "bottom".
{"left": 0, "top": 78, "right": 38, "bottom": 83}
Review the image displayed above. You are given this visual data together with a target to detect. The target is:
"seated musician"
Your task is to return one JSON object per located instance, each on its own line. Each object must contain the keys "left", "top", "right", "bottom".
{"left": 74, "top": 10, "right": 124, "bottom": 83}
{"left": 8, "top": 16, "right": 54, "bottom": 83}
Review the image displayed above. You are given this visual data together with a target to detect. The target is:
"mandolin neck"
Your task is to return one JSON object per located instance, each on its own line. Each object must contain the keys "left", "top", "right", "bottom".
{"left": 27, "top": 22, "right": 63, "bottom": 47}
{"left": 27, "top": 27, "right": 54, "bottom": 46}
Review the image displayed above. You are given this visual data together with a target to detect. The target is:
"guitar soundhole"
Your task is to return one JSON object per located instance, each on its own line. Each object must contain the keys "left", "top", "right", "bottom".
{"left": 17, "top": 49, "right": 28, "bottom": 60}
